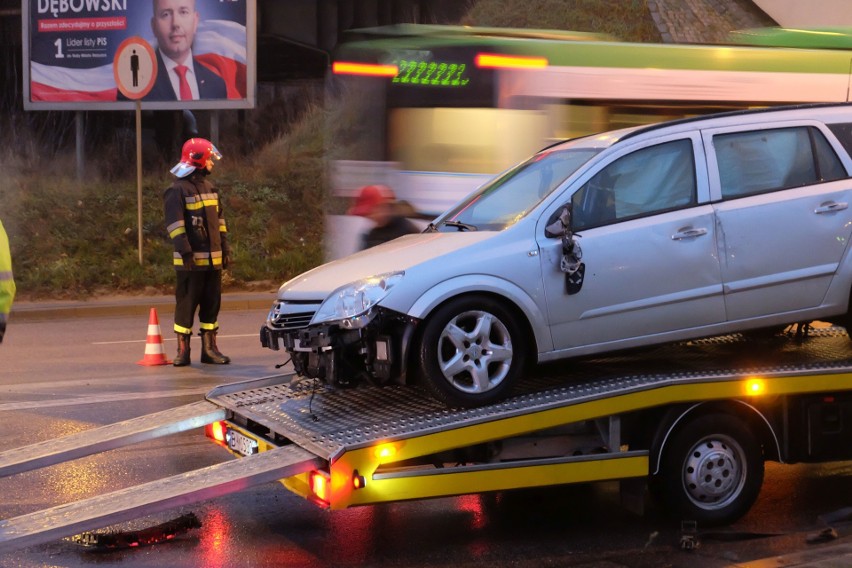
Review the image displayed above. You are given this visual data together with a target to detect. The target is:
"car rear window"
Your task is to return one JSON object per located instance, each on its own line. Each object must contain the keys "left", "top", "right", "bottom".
{"left": 714, "top": 126, "right": 847, "bottom": 199}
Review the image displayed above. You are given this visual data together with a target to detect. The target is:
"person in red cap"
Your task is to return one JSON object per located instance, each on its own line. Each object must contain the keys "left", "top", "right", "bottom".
{"left": 348, "top": 185, "right": 420, "bottom": 250}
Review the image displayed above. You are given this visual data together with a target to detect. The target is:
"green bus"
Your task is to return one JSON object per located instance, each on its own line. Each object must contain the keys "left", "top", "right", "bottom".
{"left": 326, "top": 24, "right": 852, "bottom": 256}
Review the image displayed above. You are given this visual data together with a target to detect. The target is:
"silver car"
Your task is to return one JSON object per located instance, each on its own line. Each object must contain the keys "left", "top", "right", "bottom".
{"left": 261, "top": 104, "right": 852, "bottom": 407}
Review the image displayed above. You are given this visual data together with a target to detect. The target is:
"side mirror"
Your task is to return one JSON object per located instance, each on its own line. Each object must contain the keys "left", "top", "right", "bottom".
{"left": 545, "top": 205, "right": 571, "bottom": 238}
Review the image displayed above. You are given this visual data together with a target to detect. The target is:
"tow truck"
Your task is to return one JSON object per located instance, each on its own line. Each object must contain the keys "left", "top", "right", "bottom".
{"left": 2, "top": 326, "right": 852, "bottom": 552}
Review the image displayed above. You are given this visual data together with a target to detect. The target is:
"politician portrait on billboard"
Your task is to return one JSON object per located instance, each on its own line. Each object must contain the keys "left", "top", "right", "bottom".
{"left": 25, "top": 0, "right": 253, "bottom": 109}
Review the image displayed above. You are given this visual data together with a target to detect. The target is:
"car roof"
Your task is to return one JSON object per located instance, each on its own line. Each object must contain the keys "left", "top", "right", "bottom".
{"left": 540, "top": 102, "right": 852, "bottom": 155}
{"left": 542, "top": 126, "right": 644, "bottom": 152}
{"left": 620, "top": 102, "right": 852, "bottom": 141}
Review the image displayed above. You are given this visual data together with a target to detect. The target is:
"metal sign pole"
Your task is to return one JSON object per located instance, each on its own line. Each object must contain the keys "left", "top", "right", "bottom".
{"left": 75, "top": 111, "right": 84, "bottom": 181}
{"left": 113, "top": 36, "right": 159, "bottom": 265}
{"left": 136, "top": 99, "right": 143, "bottom": 265}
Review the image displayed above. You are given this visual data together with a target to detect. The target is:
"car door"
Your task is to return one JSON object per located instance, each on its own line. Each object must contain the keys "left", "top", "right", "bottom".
{"left": 703, "top": 122, "right": 852, "bottom": 320}
{"left": 536, "top": 132, "right": 726, "bottom": 353}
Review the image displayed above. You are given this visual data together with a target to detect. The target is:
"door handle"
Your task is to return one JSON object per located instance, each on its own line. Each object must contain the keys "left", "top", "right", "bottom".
{"left": 814, "top": 201, "right": 848, "bottom": 214}
{"left": 671, "top": 227, "right": 708, "bottom": 240}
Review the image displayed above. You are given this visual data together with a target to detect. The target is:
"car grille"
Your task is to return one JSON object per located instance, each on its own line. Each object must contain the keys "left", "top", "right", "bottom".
{"left": 268, "top": 300, "right": 320, "bottom": 330}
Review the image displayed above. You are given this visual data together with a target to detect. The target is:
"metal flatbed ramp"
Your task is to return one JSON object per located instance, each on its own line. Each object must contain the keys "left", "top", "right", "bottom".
{"left": 0, "top": 444, "right": 322, "bottom": 553}
{"left": 209, "top": 329, "right": 852, "bottom": 460}
{"left": 0, "top": 401, "right": 226, "bottom": 477}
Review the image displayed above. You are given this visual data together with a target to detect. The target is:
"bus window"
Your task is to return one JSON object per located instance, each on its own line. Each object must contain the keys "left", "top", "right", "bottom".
{"left": 388, "top": 107, "right": 548, "bottom": 175}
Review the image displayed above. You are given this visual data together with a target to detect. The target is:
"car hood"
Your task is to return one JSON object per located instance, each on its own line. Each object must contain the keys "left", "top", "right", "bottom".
{"left": 278, "top": 232, "right": 497, "bottom": 299}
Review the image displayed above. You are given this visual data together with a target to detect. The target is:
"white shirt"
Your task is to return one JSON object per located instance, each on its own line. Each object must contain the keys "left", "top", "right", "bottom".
{"left": 159, "top": 49, "right": 200, "bottom": 100}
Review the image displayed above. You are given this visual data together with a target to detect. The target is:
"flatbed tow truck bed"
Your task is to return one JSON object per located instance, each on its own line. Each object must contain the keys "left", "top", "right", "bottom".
{"left": 3, "top": 328, "right": 852, "bottom": 551}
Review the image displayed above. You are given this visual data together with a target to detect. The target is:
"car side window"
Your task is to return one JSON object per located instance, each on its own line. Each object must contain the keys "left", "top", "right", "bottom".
{"left": 572, "top": 139, "right": 696, "bottom": 231}
{"left": 714, "top": 126, "right": 847, "bottom": 200}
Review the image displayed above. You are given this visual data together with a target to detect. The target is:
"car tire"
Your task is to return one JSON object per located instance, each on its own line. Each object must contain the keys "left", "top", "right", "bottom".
{"left": 417, "top": 295, "right": 526, "bottom": 408}
{"left": 655, "top": 413, "right": 764, "bottom": 526}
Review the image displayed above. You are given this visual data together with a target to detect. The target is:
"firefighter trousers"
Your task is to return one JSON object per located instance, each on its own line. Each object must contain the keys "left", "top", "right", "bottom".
{"left": 173, "top": 270, "right": 222, "bottom": 335}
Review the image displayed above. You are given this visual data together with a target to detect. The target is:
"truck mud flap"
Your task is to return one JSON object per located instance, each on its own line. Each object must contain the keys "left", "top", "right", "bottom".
{"left": 0, "top": 401, "right": 226, "bottom": 477}
{"left": 0, "top": 444, "right": 322, "bottom": 553}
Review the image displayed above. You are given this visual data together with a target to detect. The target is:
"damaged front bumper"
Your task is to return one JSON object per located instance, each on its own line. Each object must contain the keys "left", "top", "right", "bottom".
{"left": 260, "top": 303, "right": 419, "bottom": 388}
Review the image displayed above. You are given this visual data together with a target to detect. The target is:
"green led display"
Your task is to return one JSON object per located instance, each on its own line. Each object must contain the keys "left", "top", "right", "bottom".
{"left": 392, "top": 59, "right": 471, "bottom": 87}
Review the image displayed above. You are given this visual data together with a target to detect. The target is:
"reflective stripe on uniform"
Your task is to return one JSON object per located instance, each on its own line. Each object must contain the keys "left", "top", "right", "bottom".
{"left": 199, "top": 321, "right": 218, "bottom": 331}
{"left": 167, "top": 220, "right": 186, "bottom": 239}
{"left": 174, "top": 323, "right": 192, "bottom": 335}
{"left": 184, "top": 194, "right": 219, "bottom": 211}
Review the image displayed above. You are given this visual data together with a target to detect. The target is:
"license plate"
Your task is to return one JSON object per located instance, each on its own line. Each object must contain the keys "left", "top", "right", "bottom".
{"left": 226, "top": 428, "right": 259, "bottom": 456}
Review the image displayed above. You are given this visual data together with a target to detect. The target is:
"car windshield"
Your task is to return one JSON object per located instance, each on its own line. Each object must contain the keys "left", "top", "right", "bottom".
{"left": 433, "top": 146, "right": 602, "bottom": 232}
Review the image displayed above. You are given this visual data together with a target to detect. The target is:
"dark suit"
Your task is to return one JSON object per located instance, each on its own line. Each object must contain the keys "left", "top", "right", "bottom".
{"left": 143, "top": 51, "right": 228, "bottom": 101}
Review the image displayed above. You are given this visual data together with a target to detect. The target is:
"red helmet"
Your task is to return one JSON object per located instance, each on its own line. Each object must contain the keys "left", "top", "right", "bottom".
{"left": 170, "top": 138, "right": 222, "bottom": 178}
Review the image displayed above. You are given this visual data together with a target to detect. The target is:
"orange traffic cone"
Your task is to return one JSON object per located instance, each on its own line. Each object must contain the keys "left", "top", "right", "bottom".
{"left": 137, "top": 307, "right": 172, "bottom": 366}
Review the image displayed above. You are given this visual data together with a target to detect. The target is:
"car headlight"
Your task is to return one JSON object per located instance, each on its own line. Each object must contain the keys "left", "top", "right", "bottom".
{"left": 311, "top": 271, "right": 405, "bottom": 328}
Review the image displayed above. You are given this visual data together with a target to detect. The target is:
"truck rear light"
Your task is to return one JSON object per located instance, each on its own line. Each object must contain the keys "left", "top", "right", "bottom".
{"left": 206, "top": 421, "right": 227, "bottom": 443}
{"left": 310, "top": 471, "right": 330, "bottom": 503}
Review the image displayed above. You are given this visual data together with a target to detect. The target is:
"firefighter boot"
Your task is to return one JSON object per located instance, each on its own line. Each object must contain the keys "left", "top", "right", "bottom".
{"left": 174, "top": 333, "right": 191, "bottom": 367}
{"left": 200, "top": 330, "right": 231, "bottom": 364}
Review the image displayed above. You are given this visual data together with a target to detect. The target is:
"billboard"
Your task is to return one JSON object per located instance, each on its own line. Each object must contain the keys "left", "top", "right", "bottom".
{"left": 23, "top": 0, "right": 256, "bottom": 110}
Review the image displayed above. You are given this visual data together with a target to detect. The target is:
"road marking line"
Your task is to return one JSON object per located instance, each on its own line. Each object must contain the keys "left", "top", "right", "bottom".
{"left": 93, "top": 333, "right": 258, "bottom": 345}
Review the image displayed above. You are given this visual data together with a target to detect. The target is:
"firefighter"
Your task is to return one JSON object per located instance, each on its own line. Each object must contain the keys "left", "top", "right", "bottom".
{"left": 164, "top": 138, "right": 231, "bottom": 366}
{"left": 0, "top": 218, "right": 15, "bottom": 344}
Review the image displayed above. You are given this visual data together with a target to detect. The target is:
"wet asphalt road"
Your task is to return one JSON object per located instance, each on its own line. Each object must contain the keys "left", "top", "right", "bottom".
{"left": 1, "top": 310, "right": 852, "bottom": 567}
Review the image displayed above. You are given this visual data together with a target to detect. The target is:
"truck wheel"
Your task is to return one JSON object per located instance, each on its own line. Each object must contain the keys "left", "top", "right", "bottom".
{"left": 417, "top": 295, "right": 526, "bottom": 408}
{"left": 656, "top": 413, "right": 764, "bottom": 526}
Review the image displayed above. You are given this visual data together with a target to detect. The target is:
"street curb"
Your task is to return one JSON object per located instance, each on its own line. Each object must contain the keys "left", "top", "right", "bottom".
{"left": 10, "top": 294, "right": 274, "bottom": 322}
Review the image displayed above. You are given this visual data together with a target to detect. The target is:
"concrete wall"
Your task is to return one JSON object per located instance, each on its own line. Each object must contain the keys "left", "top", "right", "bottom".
{"left": 752, "top": 0, "right": 852, "bottom": 27}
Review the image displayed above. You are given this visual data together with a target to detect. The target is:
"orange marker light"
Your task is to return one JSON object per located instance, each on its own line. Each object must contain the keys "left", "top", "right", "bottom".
{"left": 375, "top": 443, "right": 398, "bottom": 460}
{"left": 745, "top": 378, "right": 765, "bottom": 395}
{"left": 352, "top": 470, "right": 367, "bottom": 489}
{"left": 333, "top": 61, "right": 399, "bottom": 77}
{"left": 475, "top": 53, "right": 548, "bottom": 69}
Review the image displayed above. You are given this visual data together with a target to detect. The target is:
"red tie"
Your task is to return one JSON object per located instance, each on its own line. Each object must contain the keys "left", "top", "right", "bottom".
{"left": 174, "top": 65, "right": 192, "bottom": 100}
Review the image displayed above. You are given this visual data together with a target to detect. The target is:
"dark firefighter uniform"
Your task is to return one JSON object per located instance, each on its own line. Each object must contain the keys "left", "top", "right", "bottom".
{"left": 164, "top": 137, "right": 230, "bottom": 366}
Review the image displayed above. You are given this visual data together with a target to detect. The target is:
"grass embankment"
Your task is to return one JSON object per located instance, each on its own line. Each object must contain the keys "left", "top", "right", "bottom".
{"left": 464, "top": 0, "right": 660, "bottom": 42}
{"left": 1, "top": 1, "right": 659, "bottom": 300}
{"left": 1, "top": 103, "right": 328, "bottom": 299}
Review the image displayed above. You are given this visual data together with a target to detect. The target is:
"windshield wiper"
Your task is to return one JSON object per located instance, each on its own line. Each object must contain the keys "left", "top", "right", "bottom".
{"left": 443, "top": 220, "right": 478, "bottom": 232}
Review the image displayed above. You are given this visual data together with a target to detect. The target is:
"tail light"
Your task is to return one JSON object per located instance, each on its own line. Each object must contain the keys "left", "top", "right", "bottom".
{"left": 206, "top": 421, "right": 227, "bottom": 444}
{"left": 310, "top": 470, "right": 331, "bottom": 504}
